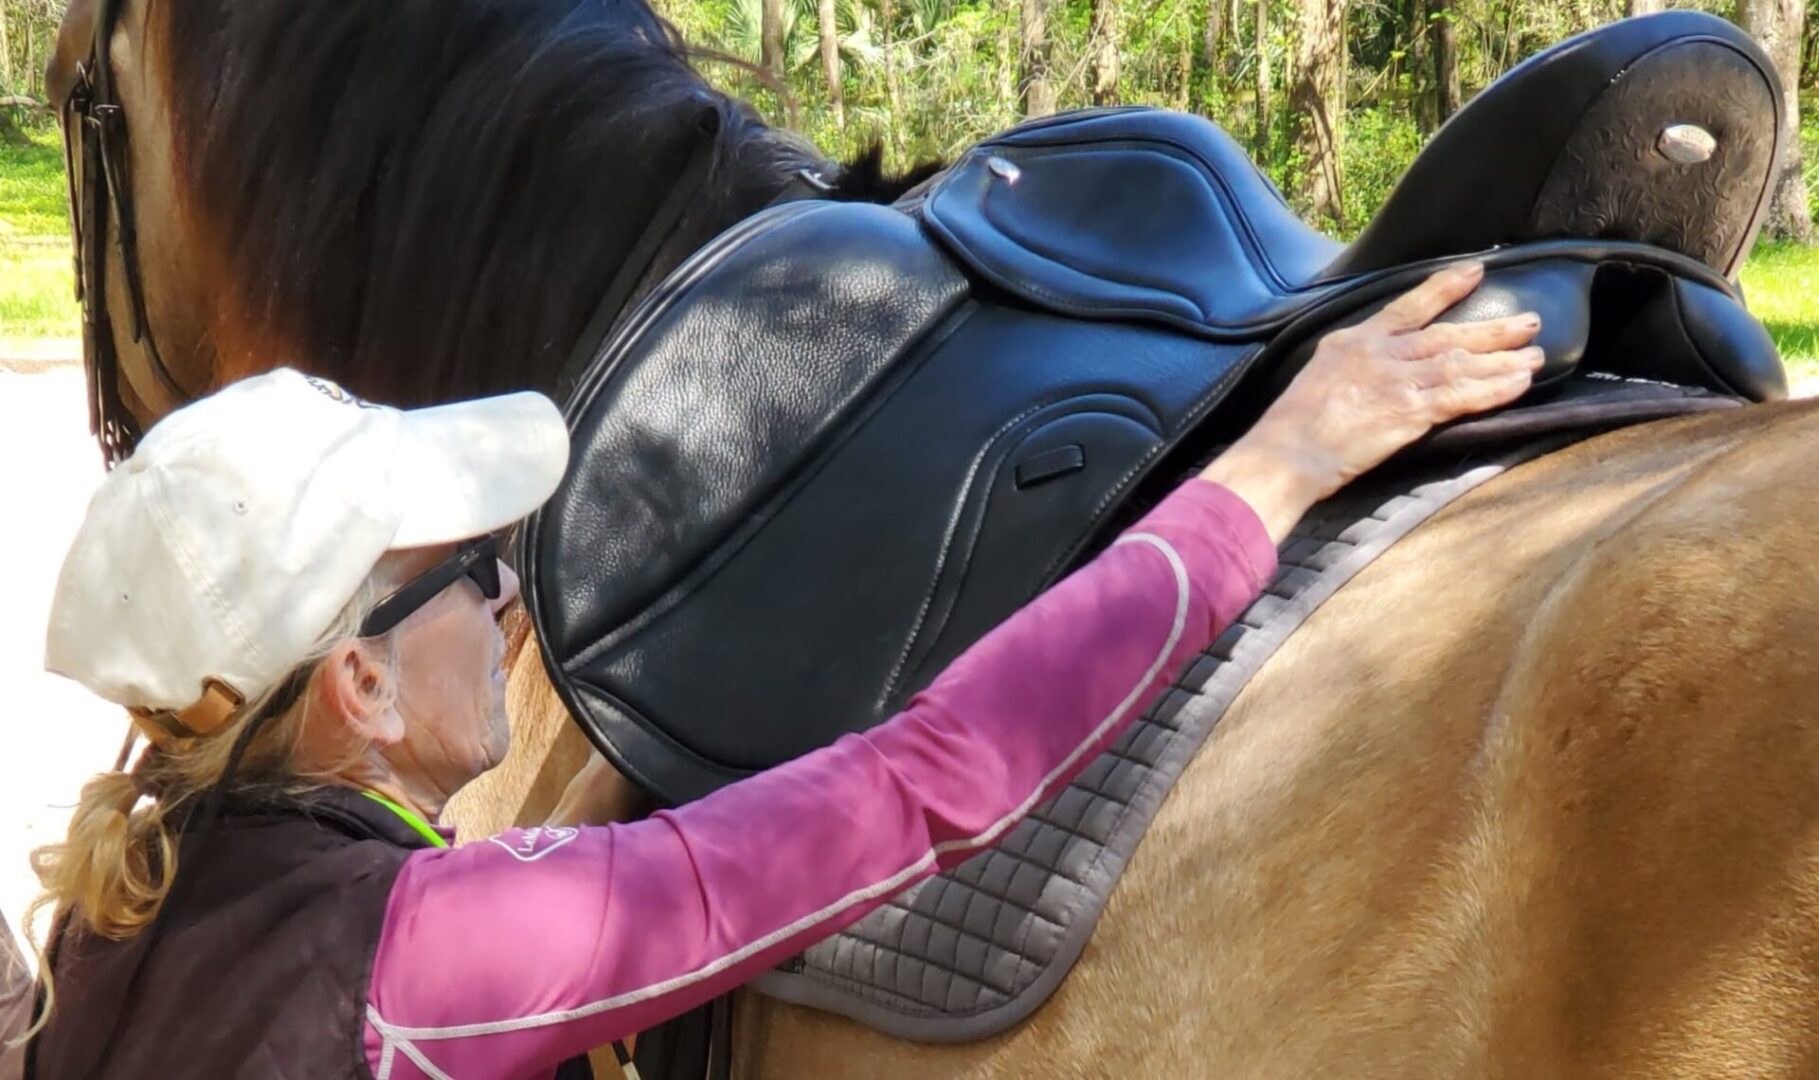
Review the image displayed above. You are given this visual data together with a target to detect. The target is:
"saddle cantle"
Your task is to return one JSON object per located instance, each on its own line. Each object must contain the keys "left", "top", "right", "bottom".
{"left": 523, "top": 11, "right": 1789, "bottom": 808}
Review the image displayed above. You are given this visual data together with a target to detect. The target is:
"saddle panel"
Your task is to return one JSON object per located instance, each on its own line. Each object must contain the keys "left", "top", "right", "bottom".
{"left": 1330, "top": 11, "right": 1781, "bottom": 279}
{"left": 919, "top": 108, "right": 1345, "bottom": 334}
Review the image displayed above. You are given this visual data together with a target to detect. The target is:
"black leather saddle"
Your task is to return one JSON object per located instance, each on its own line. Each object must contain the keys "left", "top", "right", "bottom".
{"left": 524, "top": 11, "right": 1789, "bottom": 806}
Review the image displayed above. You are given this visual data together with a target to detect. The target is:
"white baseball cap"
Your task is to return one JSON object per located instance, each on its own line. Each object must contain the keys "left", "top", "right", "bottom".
{"left": 44, "top": 368, "right": 570, "bottom": 737}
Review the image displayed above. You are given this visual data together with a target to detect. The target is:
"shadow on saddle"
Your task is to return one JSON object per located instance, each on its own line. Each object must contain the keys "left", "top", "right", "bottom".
{"left": 525, "top": 11, "right": 1787, "bottom": 809}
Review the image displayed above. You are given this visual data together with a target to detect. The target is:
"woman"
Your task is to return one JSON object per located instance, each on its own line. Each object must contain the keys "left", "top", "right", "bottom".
{"left": 23, "top": 263, "right": 1539, "bottom": 1078}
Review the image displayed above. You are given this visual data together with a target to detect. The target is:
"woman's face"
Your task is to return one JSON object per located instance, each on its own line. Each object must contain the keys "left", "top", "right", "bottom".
{"left": 378, "top": 544, "right": 521, "bottom": 799}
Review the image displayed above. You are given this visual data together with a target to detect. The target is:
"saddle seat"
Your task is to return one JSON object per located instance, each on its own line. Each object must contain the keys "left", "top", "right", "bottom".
{"left": 939, "top": 7, "right": 1778, "bottom": 328}
{"left": 525, "top": 12, "right": 1788, "bottom": 807}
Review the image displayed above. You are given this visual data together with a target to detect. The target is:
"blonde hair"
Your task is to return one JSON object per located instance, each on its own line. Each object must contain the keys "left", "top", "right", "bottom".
{"left": 17, "top": 581, "right": 397, "bottom": 1041}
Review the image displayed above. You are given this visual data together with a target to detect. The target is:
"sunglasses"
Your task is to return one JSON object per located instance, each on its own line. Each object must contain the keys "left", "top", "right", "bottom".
{"left": 360, "top": 536, "right": 503, "bottom": 638}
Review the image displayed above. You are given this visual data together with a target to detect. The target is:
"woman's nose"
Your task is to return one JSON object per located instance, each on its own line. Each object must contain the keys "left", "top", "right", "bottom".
{"left": 492, "top": 559, "right": 520, "bottom": 613}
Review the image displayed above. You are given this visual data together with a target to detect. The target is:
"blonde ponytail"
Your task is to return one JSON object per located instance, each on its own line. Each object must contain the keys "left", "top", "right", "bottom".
{"left": 16, "top": 581, "right": 395, "bottom": 1043}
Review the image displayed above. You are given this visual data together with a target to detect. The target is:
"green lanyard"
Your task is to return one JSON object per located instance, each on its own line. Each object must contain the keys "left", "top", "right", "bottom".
{"left": 360, "top": 790, "right": 449, "bottom": 849}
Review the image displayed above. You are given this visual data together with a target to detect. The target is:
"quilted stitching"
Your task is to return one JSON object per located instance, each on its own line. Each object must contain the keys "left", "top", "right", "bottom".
{"left": 752, "top": 448, "right": 1576, "bottom": 1037}
{"left": 787, "top": 492, "right": 1394, "bottom": 1016}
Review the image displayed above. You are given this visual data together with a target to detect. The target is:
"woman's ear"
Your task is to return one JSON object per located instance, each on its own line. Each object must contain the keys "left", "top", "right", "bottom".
{"left": 313, "top": 639, "right": 406, "bottom": 747}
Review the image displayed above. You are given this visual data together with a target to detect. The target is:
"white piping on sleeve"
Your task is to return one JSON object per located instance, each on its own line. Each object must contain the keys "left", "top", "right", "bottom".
{"left": 374, "top": 1034, "right": 396, "bottom": 1080}
{"left": 370, "top": 1007, "right": 456, "bottom": 1080}
{"left": 393, "top": 1036, "right": 456, "bottom": 1080}
{"left": 367, "top": 532, "right": 1191, "bottom": 1044}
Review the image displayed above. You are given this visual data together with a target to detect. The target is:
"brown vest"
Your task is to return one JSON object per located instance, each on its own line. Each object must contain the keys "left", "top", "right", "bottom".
{"left": 29, "top": 787, "right": 429, "bottom": 1080}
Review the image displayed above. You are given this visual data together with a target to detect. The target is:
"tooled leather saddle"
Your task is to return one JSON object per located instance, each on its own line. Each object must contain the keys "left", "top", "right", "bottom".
{"left": 522, "top": 11, "right": 1787, "bottom": 809}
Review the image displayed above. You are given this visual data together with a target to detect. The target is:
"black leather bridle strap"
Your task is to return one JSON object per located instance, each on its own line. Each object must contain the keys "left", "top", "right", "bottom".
{"left": 65, "top": 0, "right": 197, "bottom": 466}
{"left": 554, "top": 106, "right": 724, "bottom": 405}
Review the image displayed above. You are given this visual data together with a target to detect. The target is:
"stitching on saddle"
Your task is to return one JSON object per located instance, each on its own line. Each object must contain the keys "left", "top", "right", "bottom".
{"left": 879, "top": 395, "right": 1166, "bottom": 709}
{"left": 878, "top": 398, "right": 1066, "bottom": 710}
{"left": 837, "top": 909, "right": 1033, "bottom": 999}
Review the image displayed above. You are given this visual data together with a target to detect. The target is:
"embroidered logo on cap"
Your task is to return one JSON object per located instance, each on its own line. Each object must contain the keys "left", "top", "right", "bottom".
{"left": 302, "top": 374, "right": 379, "bottom": 409}
{"left": 488, "top": 826, "right": 581, "bottom": 863}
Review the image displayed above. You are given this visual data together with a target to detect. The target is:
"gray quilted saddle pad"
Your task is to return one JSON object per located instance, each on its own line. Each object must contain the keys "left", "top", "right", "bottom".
{"left": 750, "top": 381, "right": 1738, "bottom": 1041}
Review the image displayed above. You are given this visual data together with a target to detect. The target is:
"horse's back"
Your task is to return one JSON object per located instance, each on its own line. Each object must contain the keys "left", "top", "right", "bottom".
{"left": 737, "top": 400, "right": 1819, "bottom": 1078}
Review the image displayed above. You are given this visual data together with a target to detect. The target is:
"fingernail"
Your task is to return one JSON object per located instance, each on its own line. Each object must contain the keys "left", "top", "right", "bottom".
{"left": 1454, "top": 261, "right": 1486, "bottom": 280}
{"left": 1521, "top": 312, "right": 1542, "bottom": 330}
{"left": 1526, "top": 346, "right": 1546, "bottom": 368}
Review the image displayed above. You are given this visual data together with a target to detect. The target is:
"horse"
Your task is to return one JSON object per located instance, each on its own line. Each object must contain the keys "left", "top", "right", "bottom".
{"left": 47, "top": 0, "right": 1819, "bottom": 1074}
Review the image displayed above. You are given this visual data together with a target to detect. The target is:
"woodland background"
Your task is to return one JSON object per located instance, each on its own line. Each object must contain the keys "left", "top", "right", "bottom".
{"left": 2, "top": 0, "right": 1815, "bottom": 366}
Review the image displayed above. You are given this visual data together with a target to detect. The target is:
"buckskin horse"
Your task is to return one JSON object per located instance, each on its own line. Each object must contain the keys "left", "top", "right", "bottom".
{"left": 45, "top": 0, "right": 1819, "bottom": 1075}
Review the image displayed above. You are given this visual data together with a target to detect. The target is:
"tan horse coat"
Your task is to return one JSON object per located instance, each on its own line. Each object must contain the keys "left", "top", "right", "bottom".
{"left": 454, "top": 402, "right": 1819, "bottom": 1078}
{"left": 49, "top": 6, "right": 1819, "bottom": 1071}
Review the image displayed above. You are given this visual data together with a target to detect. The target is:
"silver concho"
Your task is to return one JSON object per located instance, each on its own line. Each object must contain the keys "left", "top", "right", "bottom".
{"left": 986, "top": 155, "right": 1022, "bottom": 183}
{"left": 1657, "top": 124, "right": 1717, "bottom": 165}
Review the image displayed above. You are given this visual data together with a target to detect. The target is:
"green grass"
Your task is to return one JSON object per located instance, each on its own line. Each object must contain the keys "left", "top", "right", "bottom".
{"left": 1, "top": 120, "right": 79, "bottom": 343}
{"left": 1, "top": 114, "right": 1816, "bottom": 387}
{"left": 1739, "top": 242, "right": 1819, "bottom": 385}
{"left": 0, "top": 240, "right": 79, "bottom": 339}
{"left": 0, "top": 124, "right": 70, "bottom": 239}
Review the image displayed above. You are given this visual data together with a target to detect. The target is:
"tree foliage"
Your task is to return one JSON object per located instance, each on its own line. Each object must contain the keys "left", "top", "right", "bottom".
{"left": 3, "top": 0, "right": 1812, "bottom": 238}
{"left": 667, "top": 0, "right": 1816, "bottom": 238}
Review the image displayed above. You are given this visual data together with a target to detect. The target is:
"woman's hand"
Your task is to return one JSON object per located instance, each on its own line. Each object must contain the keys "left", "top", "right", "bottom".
{"left": 1201, "top": 262, "right": 1542, "bottom": 542}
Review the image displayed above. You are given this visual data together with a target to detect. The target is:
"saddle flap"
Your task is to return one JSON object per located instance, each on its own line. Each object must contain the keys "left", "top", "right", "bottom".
{"left": 535, "top": 201, "right": 966, "bottom": 651}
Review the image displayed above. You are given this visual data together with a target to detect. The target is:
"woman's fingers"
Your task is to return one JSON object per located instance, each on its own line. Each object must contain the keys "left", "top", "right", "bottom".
{"left": 1408, "top": 345, "right": 1546, "bottom": 388}
{"left": 1395, "top": 312, "right": 1542, "bottom": 359}
{"left": 1413, "top": 347, "right": 1544, "bottom": 421}
{"left": 1361, "top": 261, "right": 1485, "bottom": 334}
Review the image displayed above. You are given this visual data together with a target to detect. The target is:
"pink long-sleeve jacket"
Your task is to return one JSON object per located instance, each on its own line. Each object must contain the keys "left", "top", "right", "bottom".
{"left": 362, "top": 479, "right": 1275, "bottom": 1078}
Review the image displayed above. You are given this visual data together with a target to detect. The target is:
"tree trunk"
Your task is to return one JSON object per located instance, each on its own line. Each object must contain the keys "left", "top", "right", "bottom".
{"left": 1410, "top": 0, "right": 1436, "bottom": 131}
{"left": 993, "top": 0, "right": 1016, "bottom": 107}
{"left": 1291, "top": 0, "right": 1347, "bottom": 225}
{"left": 1254, "top": 0, "right": 1271, "bottom": 151}
{"left": 1738, "top": 0, "right": 1816, "bottom": 241}
{"left": 818, "top": 0, "right": 845, "bottom": 128}
{"left": 2, "top": 7, "right": 13, "bottom": 95}
{"left": 1177, "top": 15, "right": 1196, "bottom": 109}
{"left": 882, "top": 0, "right": 904, "bottom": 122}
{"left": 1204, "top": 0, "right": 1226, "bottom": 67}
{"left": 1021, "top": 0, "right": 1056, "bottom": 117}
{"left": 760, "top": 0, "right": 787, "bottom": 81}
{"left": 1088, "top": 0, "right": 1122, "bottom": 105}
{"left": 1626, "top": 0, "right": 1665, "bottom": 14}
{"left": 1431, "top": 0, "right": 1460, "bottom": 125}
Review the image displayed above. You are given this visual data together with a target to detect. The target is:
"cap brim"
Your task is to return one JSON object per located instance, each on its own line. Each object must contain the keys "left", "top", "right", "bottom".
{"left": 387, "top": 391, "right": 571, "bottom": 549}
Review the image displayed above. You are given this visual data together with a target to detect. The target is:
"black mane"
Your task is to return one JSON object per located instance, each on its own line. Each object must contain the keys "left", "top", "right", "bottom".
{"left": 158, "top": 0, "right": 922, "bottom": 406}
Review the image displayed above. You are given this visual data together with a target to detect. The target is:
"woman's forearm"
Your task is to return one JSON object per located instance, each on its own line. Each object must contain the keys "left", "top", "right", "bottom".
{"left": 362, "top": 479, "right": 1276, "bottom": 1077}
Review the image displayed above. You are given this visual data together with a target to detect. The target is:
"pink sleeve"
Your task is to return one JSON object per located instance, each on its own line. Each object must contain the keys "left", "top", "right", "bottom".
{"left": 362, "top": 480, "right": 1276, "bottom": 1078}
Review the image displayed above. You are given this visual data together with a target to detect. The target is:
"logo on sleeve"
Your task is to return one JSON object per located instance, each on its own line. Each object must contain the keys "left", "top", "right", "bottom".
{"left": 488, "top": 826, "right": 580, "bottom": 863}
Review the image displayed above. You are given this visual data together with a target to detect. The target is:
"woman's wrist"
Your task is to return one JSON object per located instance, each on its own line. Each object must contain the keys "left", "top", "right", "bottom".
{"left": 1197, "top": 436, "right": 1331, "bottom": 545}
